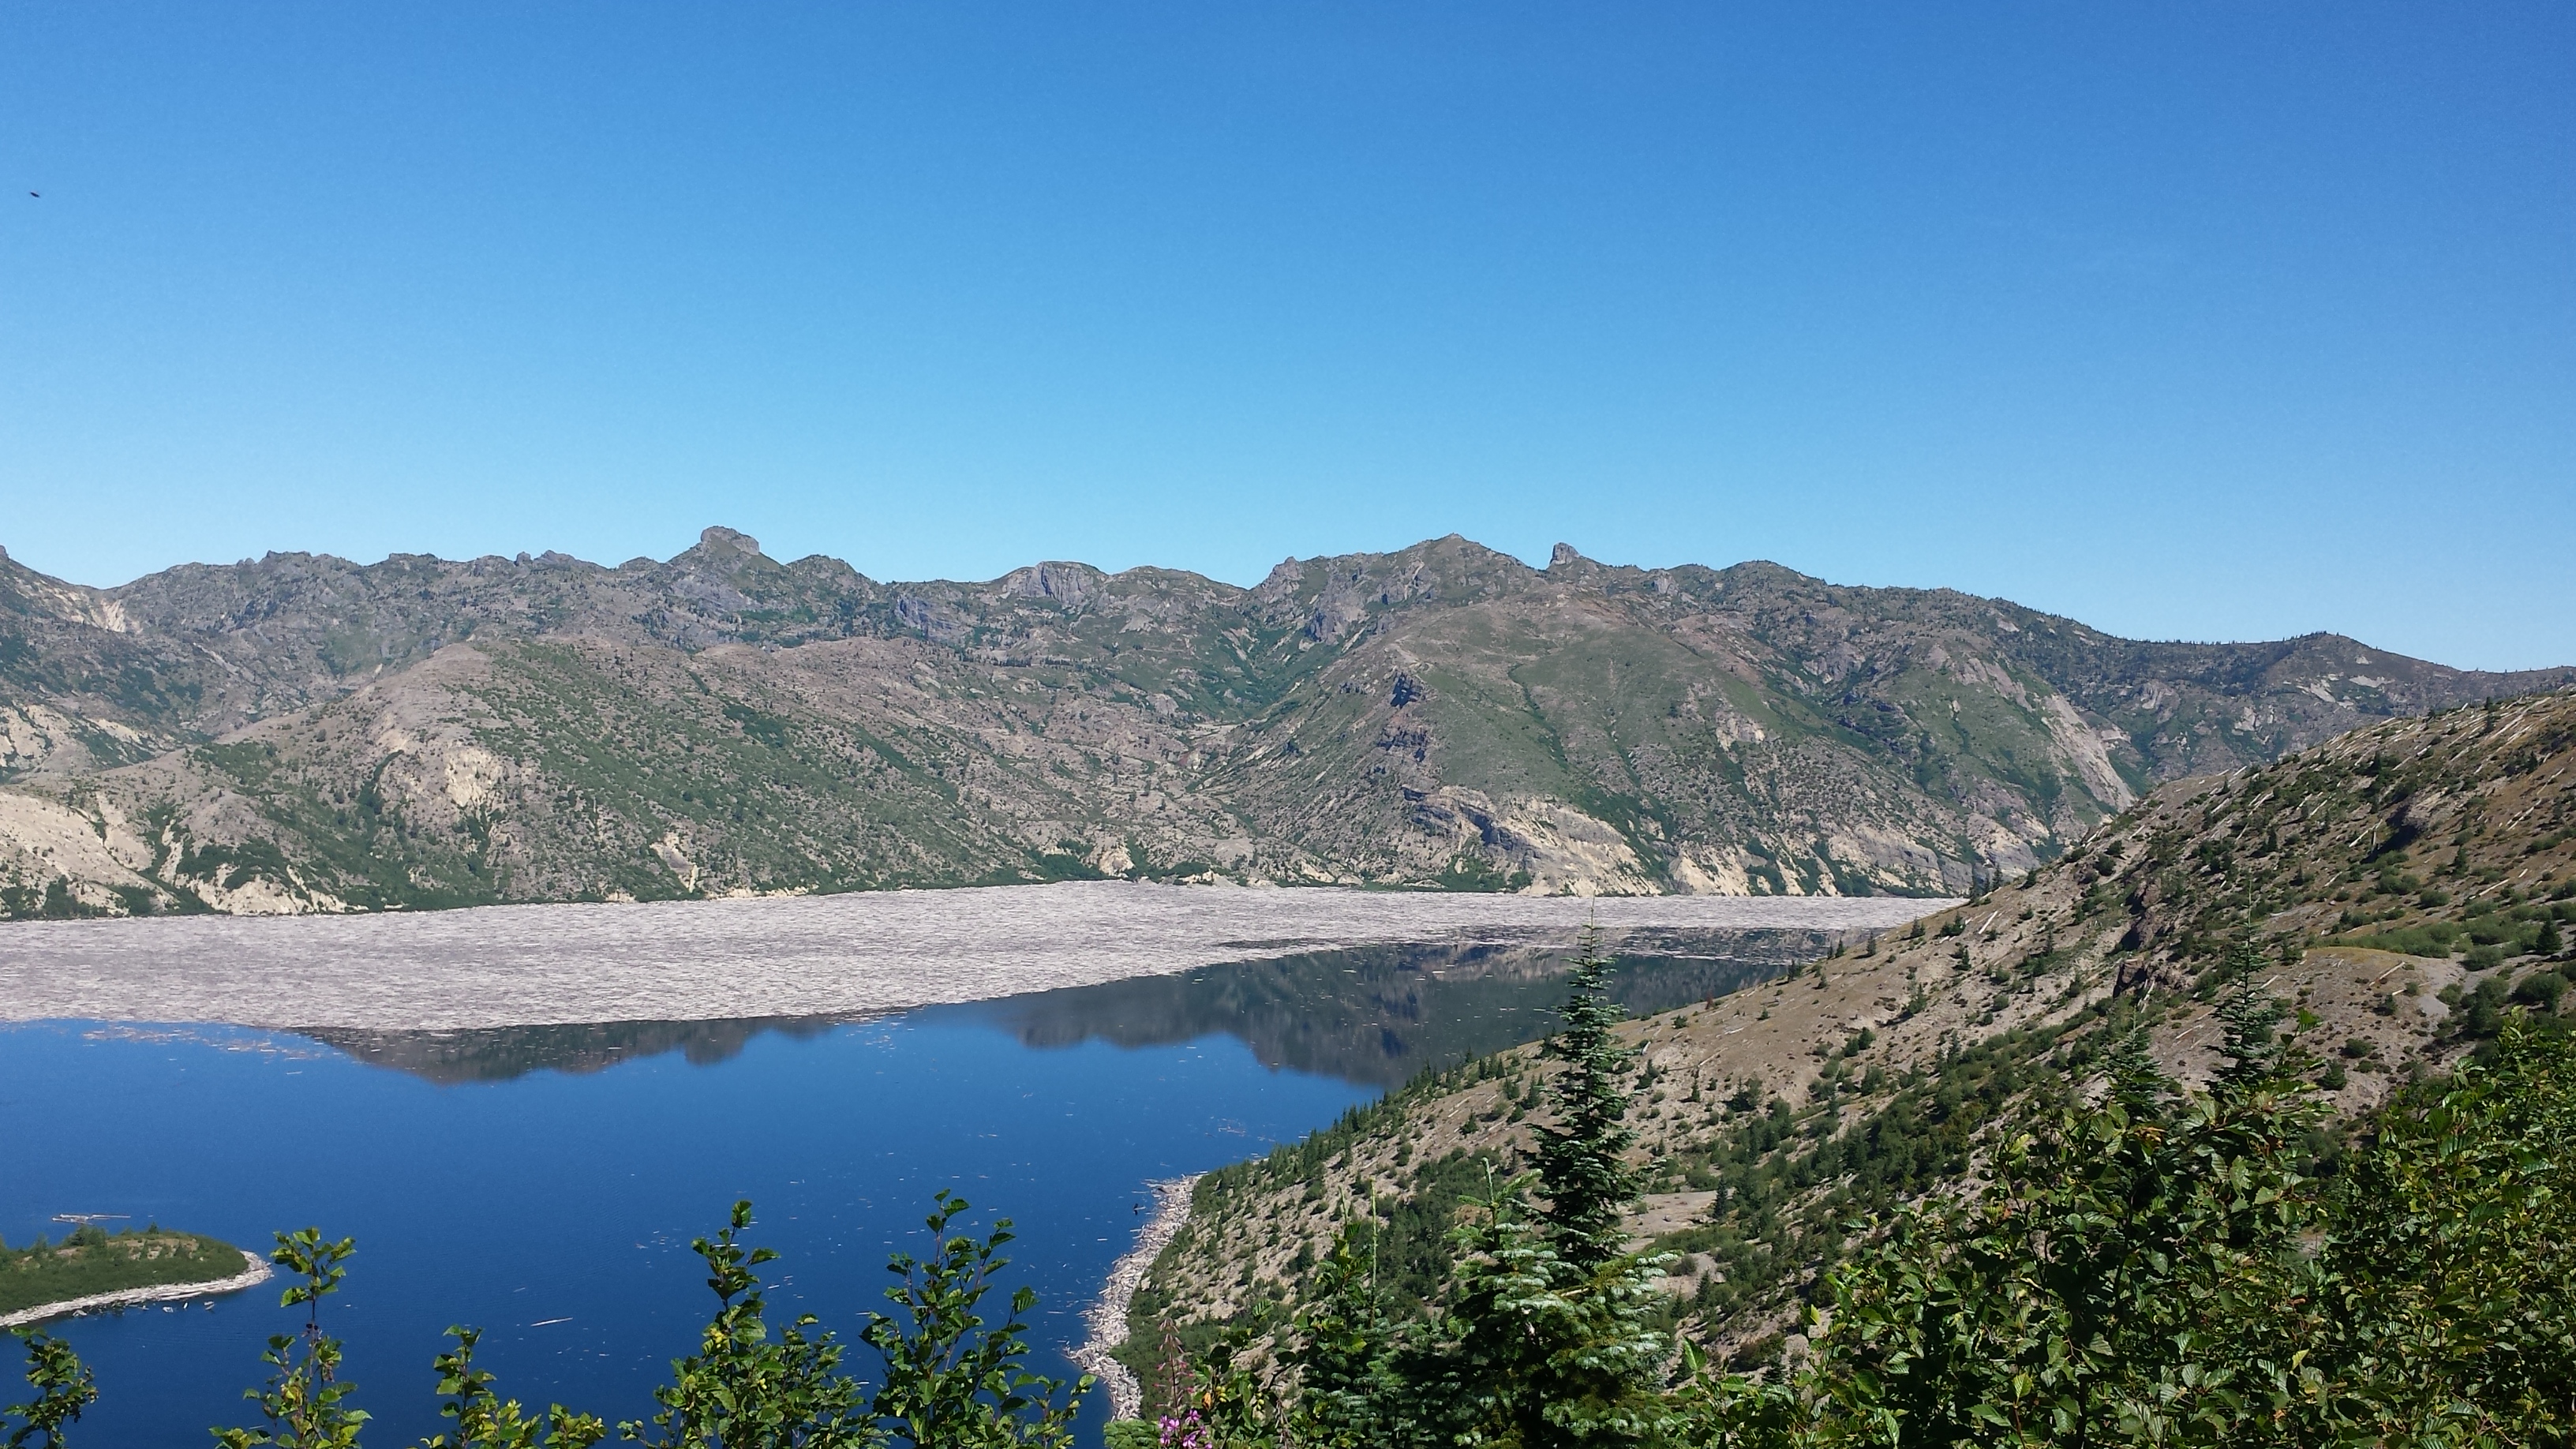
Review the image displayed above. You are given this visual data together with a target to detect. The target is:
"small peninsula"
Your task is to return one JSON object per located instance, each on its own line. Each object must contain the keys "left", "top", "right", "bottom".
{"left": 1, "top": 1224, "right": 268, "bottom": 1325}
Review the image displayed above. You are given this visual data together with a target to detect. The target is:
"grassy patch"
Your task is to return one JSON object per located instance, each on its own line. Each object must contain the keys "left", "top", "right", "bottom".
{"left": 1433, "top": 853, "right": 1533, "bottom": 892}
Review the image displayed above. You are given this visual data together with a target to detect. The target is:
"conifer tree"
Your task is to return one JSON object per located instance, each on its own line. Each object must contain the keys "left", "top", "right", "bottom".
{"left": 1284, "top": 1233, "right": 1404, "bottom": 1449}
{"left": 2104, "top": 1024, "right": 2170, "bottom": 1110}
{"left": 2212, "top": 978, "right": 2289, "bottom": 1089}
{"left": 1533, "top": 927, "right": 1639, "bottom": 1271}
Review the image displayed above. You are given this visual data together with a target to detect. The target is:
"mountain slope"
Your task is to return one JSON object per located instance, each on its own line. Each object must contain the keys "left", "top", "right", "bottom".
{"left": 1125, "top": 686, "right": 2576, "bottom": 1359}
{"left": 2, "top": 532, "right": 2566, "bottom": 917}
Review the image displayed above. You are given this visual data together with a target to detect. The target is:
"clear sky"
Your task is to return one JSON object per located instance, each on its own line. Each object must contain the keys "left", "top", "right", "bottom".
{"left": 3, "top": 5, "right": 2570, "bottom": 669}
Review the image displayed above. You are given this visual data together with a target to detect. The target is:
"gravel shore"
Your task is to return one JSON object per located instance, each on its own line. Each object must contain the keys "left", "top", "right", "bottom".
{"left": 1076, "top": 1175, "right": 1203, "bottom": 1421}
{"left": 0, "top": 881, "right": 1947, "bottom": 1031}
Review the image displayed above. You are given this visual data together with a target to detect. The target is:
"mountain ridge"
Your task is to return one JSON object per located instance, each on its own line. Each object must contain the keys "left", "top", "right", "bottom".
{"left": 3, "top": 529, "right": 2567, "bottom": 918}
{"left": 1125, "top": 684, "right": 2576, "bottom": 1365}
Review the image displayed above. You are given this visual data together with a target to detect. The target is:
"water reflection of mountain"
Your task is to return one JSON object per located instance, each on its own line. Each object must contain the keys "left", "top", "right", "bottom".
{"left": 305, "top": 928, "right": 1831, "bottom": 1088}
{"left": 937, "top": 930, "right": 1825, "bottom": 1088}
{"left": 302, "top": 1017, "right": 848, "bottom": 1084}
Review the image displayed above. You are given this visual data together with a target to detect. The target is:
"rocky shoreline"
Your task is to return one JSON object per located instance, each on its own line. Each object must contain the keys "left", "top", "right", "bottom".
{"left": 0, "top": 1249, "right": 273, "bottom": 1328}
{"left": 1074, "top": 1175, "right": 1201, "bottom": 1421}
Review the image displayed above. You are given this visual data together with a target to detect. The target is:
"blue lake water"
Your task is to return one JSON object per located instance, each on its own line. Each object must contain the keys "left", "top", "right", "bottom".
{"left": 1, "top": 935, "right": 1809, "bottom": 1443}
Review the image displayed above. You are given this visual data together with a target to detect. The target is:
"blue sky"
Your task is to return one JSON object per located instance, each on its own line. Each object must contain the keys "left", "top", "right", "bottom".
{"left": 2, "top": 4, "right": 2569, "bottom": 668}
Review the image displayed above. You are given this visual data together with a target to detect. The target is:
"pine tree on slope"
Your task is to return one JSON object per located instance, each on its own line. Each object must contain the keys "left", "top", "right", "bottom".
{"left": 1533, "top": 927, "right": 1641, "bottom": 1271}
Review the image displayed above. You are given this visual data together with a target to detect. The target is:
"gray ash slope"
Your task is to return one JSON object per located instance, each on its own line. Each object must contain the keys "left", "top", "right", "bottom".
{"left": 2, "top": 530, "right": 2563, "bottom": 916}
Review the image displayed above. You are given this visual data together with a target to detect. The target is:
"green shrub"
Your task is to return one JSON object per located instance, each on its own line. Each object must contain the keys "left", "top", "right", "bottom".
{"left": 17, "top": 1197, "right": 1093, "bottom": 1449}
{"left": 2512, "top": 969, "right": 2565, "bottom": 1010}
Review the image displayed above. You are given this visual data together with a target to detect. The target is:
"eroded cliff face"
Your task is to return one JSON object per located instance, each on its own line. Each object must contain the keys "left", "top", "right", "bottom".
{"left": 4, "top": 531, "right": 2566, "bottom": 916}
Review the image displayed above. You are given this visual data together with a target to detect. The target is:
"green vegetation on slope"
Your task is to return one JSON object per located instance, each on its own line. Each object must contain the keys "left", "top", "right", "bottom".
{"left": 9, "top": 536, "right": 2569, "bottom": 917}
{"left": 1125, "top": 687, "right": 2576, "bottom": 1440}
{"left": 1132, "top": 975, "right": 2574, "bottom": 1447}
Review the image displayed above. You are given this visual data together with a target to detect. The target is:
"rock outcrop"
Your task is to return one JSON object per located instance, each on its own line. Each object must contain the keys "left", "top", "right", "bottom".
{"left": 3, "top": 532, "right": 2566, "bottom": 916}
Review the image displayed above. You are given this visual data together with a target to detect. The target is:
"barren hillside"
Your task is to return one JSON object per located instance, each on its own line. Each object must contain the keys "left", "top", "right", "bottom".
{"left": 1127, "top": 687, "right": 2576, "bottom": 1362}
{"left": 4, "top": 531, "right": 2565, "bottom": 917}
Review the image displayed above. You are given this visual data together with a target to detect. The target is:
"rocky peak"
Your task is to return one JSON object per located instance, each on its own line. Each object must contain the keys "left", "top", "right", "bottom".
{"left": 1252, "top": 556, "right": 1307, "bottom": 601}
{"left": 668, "top": 526, "right": 781, "bottom": 586}
{"left": 998, "top": 561, "right": 1101, "bottom": 609}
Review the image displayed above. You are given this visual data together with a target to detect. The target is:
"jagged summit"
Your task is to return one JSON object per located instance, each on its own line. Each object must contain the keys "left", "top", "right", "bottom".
{"left": 1, "top": 532, "right": 2568, "bottom": 918}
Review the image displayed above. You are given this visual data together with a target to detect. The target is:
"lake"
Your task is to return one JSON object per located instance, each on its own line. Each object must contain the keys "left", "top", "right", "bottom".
{"left": 2, "top": 930, "right": 1830, "bottom": 1443}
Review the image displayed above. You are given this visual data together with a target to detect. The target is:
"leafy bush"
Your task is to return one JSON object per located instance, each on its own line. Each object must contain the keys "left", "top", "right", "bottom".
{"left": 1155, "top": 1009, "right": 2576, "bottom": 1447}
{"left": 2512, "top": 968, "right": 2565, "bottom": 1010}
{"left": 2, "top": 1329, "right": 92, "bottom": 1448}
{"left": 15, "top": 1199, "right": 1087, "bottom": 1449}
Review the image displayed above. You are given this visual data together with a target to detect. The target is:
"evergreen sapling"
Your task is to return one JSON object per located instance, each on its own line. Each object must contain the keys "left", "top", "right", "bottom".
{"left": 1533, "top": 927, "right": 1641, "bottom": 1271}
